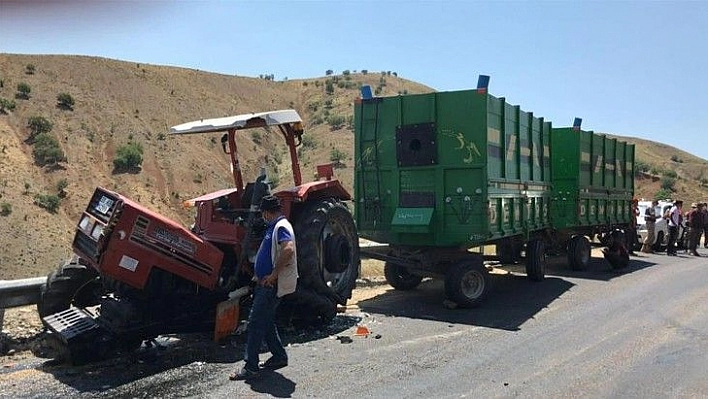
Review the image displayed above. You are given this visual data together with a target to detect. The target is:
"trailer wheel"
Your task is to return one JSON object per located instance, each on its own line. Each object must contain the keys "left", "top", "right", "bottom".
{"left": 384, "top": 262, "right": 423, "bottom": 290}
{"left": 568, "top": 235, "right": 591, "bottom": 270}
{"left": 37, "top": 258, "right": 101, "bottom": 321}
{"left": 444, "top": 259, "right": 489, "bottom": 308}
{"left": 526, "top": 239, "right": 546, "bottom": 281}
{"left": 496, "top": 239, "right": 522, "bottom": 264}
{"left": 290, "top": 198, "right": 359, "bottom": 324}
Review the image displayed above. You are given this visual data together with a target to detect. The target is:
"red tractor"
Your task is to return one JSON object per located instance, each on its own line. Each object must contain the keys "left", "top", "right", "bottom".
{"left": 37, "top": 110, "right": 360, "bottom": 364}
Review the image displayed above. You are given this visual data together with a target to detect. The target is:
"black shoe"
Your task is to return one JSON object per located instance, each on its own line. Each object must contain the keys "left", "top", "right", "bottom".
{"left": 260, "top": 357, "right": 288, "bottom": 370}
{"left": 230, "top": 367, "right": 260, "bottom": 381}
{"left": 692, "top": 252, "right": 701, "bottom": 257}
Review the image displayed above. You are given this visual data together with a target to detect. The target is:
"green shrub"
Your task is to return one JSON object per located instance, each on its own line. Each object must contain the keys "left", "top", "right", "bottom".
{"left": 663, "top": 170, "right": 678, "bottom": 179}
{"left": 33, "top": 133, "right": 66, "bottom": 165}
{"left": 25, "top": 64, "right": 35, "bottom": 75}
{"left": 27, "top": 116, "right": 53, "bottom": 140}
{"left": 635, "top": 160, "right": 650, "bottom": 174}
{"left": 16, "top": 82, "right": 31, "bottom": 99}
{"left": 113, "top": 142, "right": 143, "bottom": 171}
{"left": 0, "top": 98, "right": 16, "bottom": 113}
{"left": 56, "top": 178, "right": 68, "bottom": 194}
{"left": 660, "top": 176, "right": 676, "bottom": 191}
{"left": 251, "top": 130, "right": 263, "bottom": 144}
{"left": 670, "top": 154, "right": 682, "bottom": 163}
{"left": 325, "top": 81, "right": 334, "bottom": 95}
{"left": 301, "top": 135, "right": 318, "bottom": 149}
{"left": 0, "top": 202, "right": 11, "bottom": 216}
{"left": 34, "top": 193, "right": 61, "bottom": 213}
{"left": 654, "top": 188, "right": 673, "bottom": 200}
{"left": 56, "top": 93, "right": 75, "bottom": 110}
{"left": 326, "top": 114, "right": 346, "bottom": 130}
{"left": 330, "top": 148, "right": 347, "bottom": 166}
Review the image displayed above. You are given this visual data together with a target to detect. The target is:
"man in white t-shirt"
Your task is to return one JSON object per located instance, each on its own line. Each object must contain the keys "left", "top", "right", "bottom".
{"left": 666, "top": 200, "right": 683, "bottom": 256}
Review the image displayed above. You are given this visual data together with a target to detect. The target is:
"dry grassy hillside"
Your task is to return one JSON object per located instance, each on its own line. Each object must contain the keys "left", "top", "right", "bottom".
{"left": 0, "top": 54, "right": 432, "bottom": 279}
{"left": 605, "top": 134, "right": 708, "bottom": 202}
{"left": 1, "top": 54, "right": 706, "bottom": 280}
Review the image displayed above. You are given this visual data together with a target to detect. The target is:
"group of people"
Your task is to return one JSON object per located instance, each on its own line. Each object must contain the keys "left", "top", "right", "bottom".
{"left": 639, "top": 199, "right": 708, "bottom": 257}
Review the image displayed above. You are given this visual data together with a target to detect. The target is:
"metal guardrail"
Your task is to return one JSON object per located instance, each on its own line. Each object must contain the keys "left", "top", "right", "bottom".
{"left": 0, "top": 277, "right": 47, "bottom": 309}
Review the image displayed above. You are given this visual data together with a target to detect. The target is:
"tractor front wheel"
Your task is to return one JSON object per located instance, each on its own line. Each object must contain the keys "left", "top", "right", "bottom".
{"left": 37, "top": 258, "right": 101, "bottom": 322}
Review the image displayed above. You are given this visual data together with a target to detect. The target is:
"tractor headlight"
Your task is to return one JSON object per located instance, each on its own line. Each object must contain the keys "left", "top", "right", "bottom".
{"left": 91, "top": 223, "right": 105, "bottom": 240}
{"left": 79, "top": 215, "right": 93, "bottom": 233}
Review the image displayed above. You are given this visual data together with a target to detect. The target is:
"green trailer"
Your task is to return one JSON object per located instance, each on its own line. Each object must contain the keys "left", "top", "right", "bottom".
{"left": 354, "top": 76, "right": 635, "bottom": 307}
{"left": 549, "top": 122, "right": 635, "bottom": 269}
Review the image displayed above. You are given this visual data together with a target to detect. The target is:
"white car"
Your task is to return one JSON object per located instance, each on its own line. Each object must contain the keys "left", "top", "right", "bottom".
{"left": 637, "top": 200, "right": 686, "bottom": 251}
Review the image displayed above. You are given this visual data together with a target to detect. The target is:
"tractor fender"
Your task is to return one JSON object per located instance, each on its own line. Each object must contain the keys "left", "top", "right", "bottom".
{"left": 275, "top": 180, "right": 351, "bottom": 217}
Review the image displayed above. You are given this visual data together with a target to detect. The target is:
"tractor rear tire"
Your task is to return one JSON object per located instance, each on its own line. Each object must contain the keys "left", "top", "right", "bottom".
{"left": 384, "top": 262, "right": 423, "bottom": 290}
{"left": 37, "top": 259, "right": 101, "bottom": 321}
{"left": 444, "top": 259, "right": 489, "bottom": 308}
{"left": 289, "top": 198, "right": 359, "bottom": 324}
{"left": 526, "top": 239, "right": 546, "bottom": 282}
{"left": 568, "top": 235, "right": 591, "bottom": 271}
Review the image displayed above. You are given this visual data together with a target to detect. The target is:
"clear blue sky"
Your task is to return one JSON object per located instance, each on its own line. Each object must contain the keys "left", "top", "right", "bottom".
{"left": 2, "top": 1, "right": 707, "bottom": 160}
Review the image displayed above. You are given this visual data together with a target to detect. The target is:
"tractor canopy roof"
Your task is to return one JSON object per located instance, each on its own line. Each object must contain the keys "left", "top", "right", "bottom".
{"left": 169, "top": 109, "right": 302, "bottom": 135}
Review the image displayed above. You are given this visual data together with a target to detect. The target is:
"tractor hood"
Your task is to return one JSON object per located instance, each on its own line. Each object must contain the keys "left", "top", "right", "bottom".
{"left": 169, "top": 110, "right": 302, "bottom": 135}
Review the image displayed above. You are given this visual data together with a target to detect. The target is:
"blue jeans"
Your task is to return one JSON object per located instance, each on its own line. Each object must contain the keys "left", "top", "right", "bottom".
{"left": 244, "top": 285, "right": 287, "bottom": 371}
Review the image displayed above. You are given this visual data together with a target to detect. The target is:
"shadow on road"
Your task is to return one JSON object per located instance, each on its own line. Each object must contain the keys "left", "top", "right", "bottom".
{"left": 524, "top": 253, "right": 658, "bottom": 282}
{"left": 36, "top": 314, "right": 359, "bottom": 394}
{"left": 357, "top": 274, "right": 574, "bottom": 332}
{"left": 245, "top": 370, "right": 297, "bottom": 398}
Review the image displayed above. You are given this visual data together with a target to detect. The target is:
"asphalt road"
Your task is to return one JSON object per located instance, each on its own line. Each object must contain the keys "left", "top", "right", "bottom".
{"left": 1, "top": 247, "right": 707, "bottom": 398}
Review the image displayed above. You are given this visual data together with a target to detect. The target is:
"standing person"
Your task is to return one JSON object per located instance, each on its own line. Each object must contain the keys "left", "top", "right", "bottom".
{"left": 666, "top": 200, "right": 683, "bottom": 256}
{"left": 627, "top": 199, "right": 640, "bottom": 255}
{"left": 640, "top": 200, "right": 659, "bottom": 253}
{"left": 230, "top": 194, "right": 298, "bottom": 381}
{"left": 686, "top": 203, "right": 704, "bottom": 257}
{"left": 702, "top": 202, "right": 708, "bottom": 249}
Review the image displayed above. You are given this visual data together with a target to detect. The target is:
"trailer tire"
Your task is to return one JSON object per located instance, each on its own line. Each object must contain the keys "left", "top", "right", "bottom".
{"left": 37, "top": 259, "right": 101, "bottom": 321}
{"left": 526, "top": 239, "right": 546, "bottom": 281}
{"left": 496, "top": 238, "right": 522, "bottom": 264}
{"left": 444, "top": 259, "right": 489, "bottom": 308}
{"left": 568, "top": 235, "right": 591, "bottom": 270}
{"left": 289, "top": 198, "right": 359, "bottom": 324}
{"left": 384, "top": 262, "right": 423, "bottom": 290}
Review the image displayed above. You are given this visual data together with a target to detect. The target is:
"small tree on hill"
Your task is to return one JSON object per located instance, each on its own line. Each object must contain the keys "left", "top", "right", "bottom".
{"left": 16, "top": 82, "right": 31, "bottom": 99}
{"left": 0, "top": 202, "right": 11, "bottom": 216}
{"left": 57, "top": 93, "right": 75, "bottom": 110}
{"left": 56, "top": 178, "right": 69, "bottom": 197}
{"left": 34, "top": 193, "right": 61, "bottom": 213}
{"left": 330, "top": 148, "right": 347, "bottom": 168}
{"left": 113, "top": 142, "right": 144, "bottom": 172}
{"left": 0, "top": 98, "right": 16, "bottom": 114}
{"left": 27, "top": 116, "right": 53, "bottom": 141}
{"left": 33, "top": 133, "right": 66, "bottom": 166}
